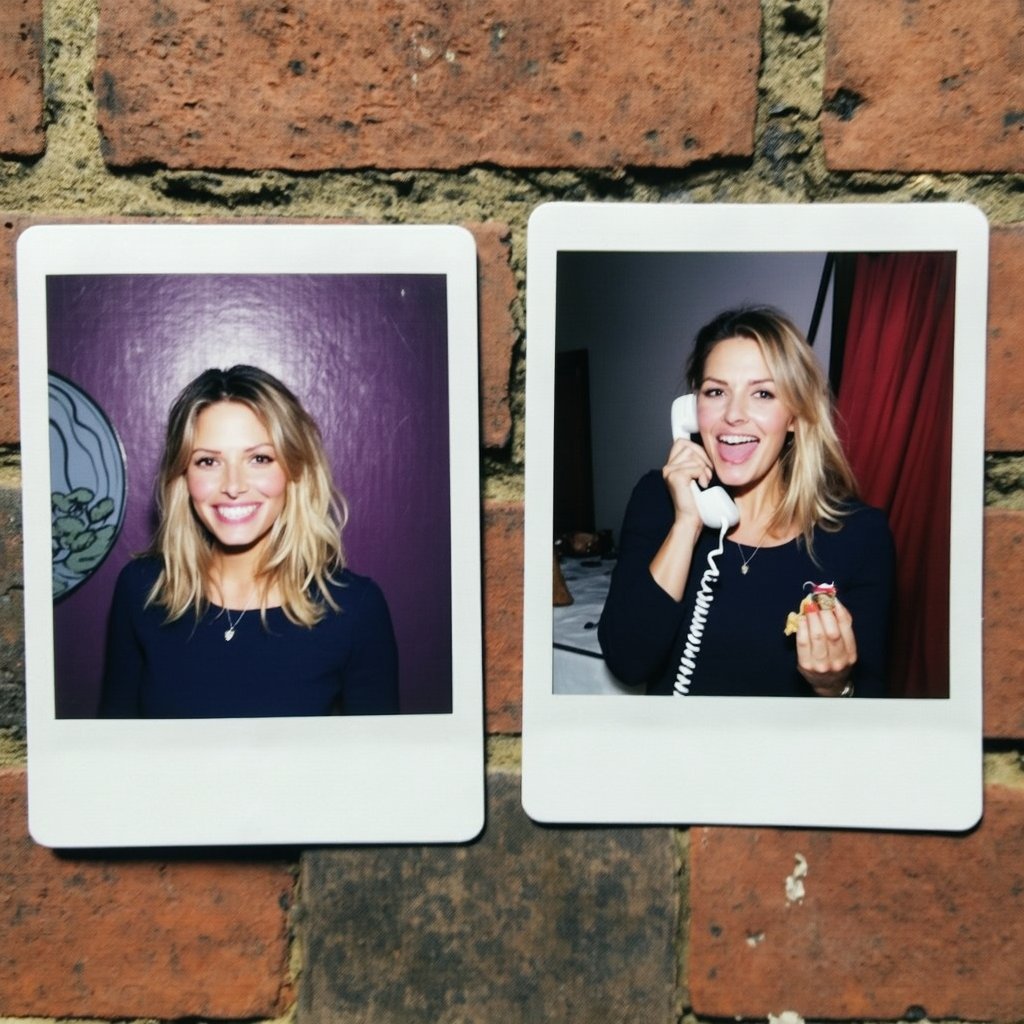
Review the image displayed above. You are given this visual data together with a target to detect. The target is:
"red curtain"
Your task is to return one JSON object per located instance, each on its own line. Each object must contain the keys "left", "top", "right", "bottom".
{"left": 834, "top": 252, "right": 955, "bottom": 698}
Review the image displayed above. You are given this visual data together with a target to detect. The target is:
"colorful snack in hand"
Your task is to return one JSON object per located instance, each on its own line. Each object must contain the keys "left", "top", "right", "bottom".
{"left": 784, "top": 581, "right": 837, "bottom": 636}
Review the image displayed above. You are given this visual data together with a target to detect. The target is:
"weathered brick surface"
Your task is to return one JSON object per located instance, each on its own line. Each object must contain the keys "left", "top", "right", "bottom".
{"left": 987, "top": 226, "right": 1024, "bottom": 450}
{"left": 0, "top": 486, "right": 24, "bottom": 738}
{"left": 95, "top": 0, "right": 760, "bottom": 171}
{"left": 985, "top": 509, "right": 1024, "bottom": 737}
{"left": 690, "top": 784, "right": 1024, "bottom": 1021}
{"left": 0, "top": 217, "right": 21, "bottom": 443}
{"left": 823, "top": 0, "right": 1024, "bottom": 172}
{"left": 297, "top": 770, "right": 678, "bottom": 1024}
{"left": 0, "top": 768, "right": 295, "bottom": 1019}
{"left": 483, "top": 500, "right": 522, "bottom": 733}
{"left": 470, "top": 222, "right": 517, "bottom": 450}
{"left": 0, "top": 0, "right": 44, "bottom": 158}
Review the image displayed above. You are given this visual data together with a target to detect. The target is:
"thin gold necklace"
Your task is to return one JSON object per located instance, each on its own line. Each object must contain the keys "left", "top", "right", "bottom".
{"left": 214, "top": 578, "right": 258, "bottom": 641}
{"left": 736, "top": 521, "right": 773, "bottom": 575}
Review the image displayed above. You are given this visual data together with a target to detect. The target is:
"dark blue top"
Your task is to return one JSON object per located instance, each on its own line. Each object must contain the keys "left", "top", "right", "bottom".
{"left": 598, "top": 471, "right": 894, "bottom": 697}
{"left": 99, "top": 558, "right": 400, "bottom": 718}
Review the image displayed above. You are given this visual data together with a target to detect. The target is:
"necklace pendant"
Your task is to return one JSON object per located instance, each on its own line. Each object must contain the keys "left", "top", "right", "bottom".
{"left": 224, "top": 628, "right": 235, "bottom": 641}
{"left": 740, "top": 564, "right": 749, "bottom": 575}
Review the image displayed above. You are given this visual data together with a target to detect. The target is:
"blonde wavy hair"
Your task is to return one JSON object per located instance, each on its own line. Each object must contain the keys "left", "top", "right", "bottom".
{"left": 686, "top": 306, "right": 857, "bottom": 552}
{"left": 147, "top": 365, "right": 347, "bottom": 627}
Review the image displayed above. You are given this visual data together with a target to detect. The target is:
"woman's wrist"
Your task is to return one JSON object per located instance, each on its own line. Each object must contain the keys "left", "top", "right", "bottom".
{"left": 810, "top": 673, "right": 854, "bottom": 698}
{"left": 668, "top": 513, "right": 704, "bottom": 547}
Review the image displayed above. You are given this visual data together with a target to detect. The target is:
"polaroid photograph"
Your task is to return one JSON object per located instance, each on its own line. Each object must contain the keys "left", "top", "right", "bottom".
{"left": 18, "top": 223, "right": 484, "bottom": 846}
{"left": 522, "top": 202, "right": 987, "bottom": 831}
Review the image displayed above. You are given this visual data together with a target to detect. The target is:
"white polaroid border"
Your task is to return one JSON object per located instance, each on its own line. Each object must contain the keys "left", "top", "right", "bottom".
{"left": 523, "top": 202, "right": 987, "bottom": 831}
{"left": 18, "top": 223, "right": 484, "bottom": 847}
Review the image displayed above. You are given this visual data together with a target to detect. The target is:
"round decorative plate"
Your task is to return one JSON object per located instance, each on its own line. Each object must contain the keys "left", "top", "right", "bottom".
{"left": 49, "top": 373, "right": 127, "bottom": 601}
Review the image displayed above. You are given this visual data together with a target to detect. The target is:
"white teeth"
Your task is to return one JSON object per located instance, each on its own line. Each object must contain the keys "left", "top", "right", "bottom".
{"left": 721, "top": 435, "right": 757, "bottom": 445}
{"left": 218, "top": 504, "right": 257, "bottom": 521}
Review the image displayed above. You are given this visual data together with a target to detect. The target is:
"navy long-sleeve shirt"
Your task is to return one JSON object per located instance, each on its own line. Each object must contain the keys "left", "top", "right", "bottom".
{"left": 100, "top": 558, "right": 400, "bottom": 718}
{"left": 598, "top": 471, "right": 894, "bottom": 697}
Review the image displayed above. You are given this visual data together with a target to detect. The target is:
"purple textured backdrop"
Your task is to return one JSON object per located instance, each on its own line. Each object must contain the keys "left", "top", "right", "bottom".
{"left": 47, "top": 273, "right": 453, "bottom": 716}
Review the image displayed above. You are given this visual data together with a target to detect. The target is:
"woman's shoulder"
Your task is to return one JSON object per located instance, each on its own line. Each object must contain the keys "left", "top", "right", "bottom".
{"left": 837, "top": 500, "right": 891, "bottom": 533}
{"left": 112, "top": 555, "right": 161, "bottom": 592}
{"left": 818, "top": 501, "right": 894, "bottom": 555}
{"left": 106, "top": 557, "right": 162, "bottom": 618}
{"left": 633, "top": 468, "right": 667, "bottom": 496}
{"left": 627, "top": 469, "right": 673, "bottom": 513}
{"left": 322, "top": 569, "right": 391, "bottom": 615}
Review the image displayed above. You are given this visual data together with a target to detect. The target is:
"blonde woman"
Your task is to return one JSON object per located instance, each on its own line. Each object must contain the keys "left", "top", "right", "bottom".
{"left": 598, "top": 306, "right": 894, "bottom": 697}
{"left": 100, "top": 365, "right": 399, "bottom": 717}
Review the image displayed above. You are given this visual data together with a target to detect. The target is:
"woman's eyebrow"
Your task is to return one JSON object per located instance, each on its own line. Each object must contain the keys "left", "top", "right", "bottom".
{"left": 701, "top": 376, "right": 776, "bottom": 386}
{"left": 190, "top": 442, "right": 274, "bottom": 454}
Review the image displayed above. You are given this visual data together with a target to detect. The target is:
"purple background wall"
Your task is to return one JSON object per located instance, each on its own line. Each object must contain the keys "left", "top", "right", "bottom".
{"left": 47, "top": 273, "right": 453, "bottom": 716}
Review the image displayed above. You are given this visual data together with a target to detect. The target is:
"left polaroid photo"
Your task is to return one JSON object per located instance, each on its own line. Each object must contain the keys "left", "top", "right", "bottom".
{"left": 18, "top": 223, "right": 484, "bottom": 847}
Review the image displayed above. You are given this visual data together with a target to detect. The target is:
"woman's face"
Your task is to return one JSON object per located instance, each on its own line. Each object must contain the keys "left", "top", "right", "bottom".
{"left": 185, "top": 401, "right": 288, "bottom": 554}
{"left": 697, "top": 336, "right": 795, "bottom": 494}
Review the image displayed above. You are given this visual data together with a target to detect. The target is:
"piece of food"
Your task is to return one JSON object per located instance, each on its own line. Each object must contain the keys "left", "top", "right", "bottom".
{"left": 784, "top": 581, "right": 837, "bottom": 635}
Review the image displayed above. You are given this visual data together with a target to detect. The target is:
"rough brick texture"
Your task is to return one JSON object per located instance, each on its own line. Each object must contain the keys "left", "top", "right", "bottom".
{"left": 483, "top": 500, "right": 522, "bottom": 733}
{"left": 0, "top": 0, "right": 44, "bottom": 158}
{"left": 0, "top": 768, "right": 295, "bottom": 1019}
{"left": 0, "top": 486, "right": 24, "bottom": 738}
{"left": 690, "top": 784, "right": 1024, "bottom": 1022}
{"left": 297, "top": 770, "right": 678, "bottom": 1024}
{"left": 0, "top": 218, "right": 20, "bottom": 443}
{"left": 987, "top": 226, "right": 1024, "bottom": 450}
{"left": 470, "top": 222, "right": 517, "bottom": 450}
{"left": 95, "top": 0, "right": 760, "bottom": 170}
{"left": 985, "top": 509, "right": 1024, "bottom": 737}
{"left": 823, "top": 0, "right": 1024, "bottom": 172}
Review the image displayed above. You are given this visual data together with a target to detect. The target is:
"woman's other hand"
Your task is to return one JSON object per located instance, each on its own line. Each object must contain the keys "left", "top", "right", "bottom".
{"left": 795, "top": 599, "right": 858, "bottom": 696}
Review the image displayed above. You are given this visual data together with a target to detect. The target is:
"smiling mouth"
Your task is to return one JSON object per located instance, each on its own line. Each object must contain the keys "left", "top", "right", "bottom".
{"left": 216, "top": 503, "right": 259, "bottom": 522}
{"left": 717, "top": 434, "right": 759, "bottom": 465}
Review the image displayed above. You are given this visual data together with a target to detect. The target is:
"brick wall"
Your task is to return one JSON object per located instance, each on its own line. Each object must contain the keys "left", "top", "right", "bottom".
{"left": 1, "top": 0, "right": 1022, "bottom": 1021}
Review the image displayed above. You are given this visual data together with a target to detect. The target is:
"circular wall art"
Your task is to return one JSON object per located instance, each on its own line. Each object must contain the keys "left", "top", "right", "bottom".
{"left": 49, "top": 373, "right": 127, "bottom": 601}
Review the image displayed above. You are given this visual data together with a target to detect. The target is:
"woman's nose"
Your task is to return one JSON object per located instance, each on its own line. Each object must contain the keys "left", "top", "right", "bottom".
{"left": 221, "top": 463, "right": 248, "bottom": 497}
{"left": 724, "top": 395, "right": 748, "bottom": 422}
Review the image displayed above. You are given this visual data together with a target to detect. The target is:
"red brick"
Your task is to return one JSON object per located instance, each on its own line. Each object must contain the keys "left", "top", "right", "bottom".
{"left": 690, "top": 784, "right": 1024, "bottom": 1021}
{"left": 95, "top": 0, "right": 760, "bottom": 170}
{"left": 0, "top": 0, "right": 44, "bottom": 158}
{"left": 483, "top": 500, "right": 522, "bottom": 733}
{"left": 469, "top": 222, "right": 517, "bottom": 450}
{"left": 0, "top": 768, "right": 294, "bottom": 1019}
{"left": 987, "top": 226, "right": 1024, "bottom": 450}
{"left": 823, "top": 0, "right": 1024, "bottom": 172}
{"left": 985, "top": 509, "right": 1024, "bottom": 737}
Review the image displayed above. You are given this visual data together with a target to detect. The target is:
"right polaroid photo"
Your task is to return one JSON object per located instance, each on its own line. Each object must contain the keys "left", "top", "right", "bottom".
{"left": 523, "top": 202, "right": 988, "bottom": 831}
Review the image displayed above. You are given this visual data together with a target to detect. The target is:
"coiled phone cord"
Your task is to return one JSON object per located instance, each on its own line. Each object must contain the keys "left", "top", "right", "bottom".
{"left": 673, "top": 521, "right": 729, "bottom": 696}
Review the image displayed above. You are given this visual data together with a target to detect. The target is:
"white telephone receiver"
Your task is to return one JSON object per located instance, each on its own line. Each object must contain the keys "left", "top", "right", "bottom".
{"left": 670, "top": 394, "right": 740, "bottom": 529}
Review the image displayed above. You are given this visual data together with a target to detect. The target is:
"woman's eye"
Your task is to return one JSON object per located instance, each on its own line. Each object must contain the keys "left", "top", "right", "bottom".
{"left": 194, "top": 456, "right": 216, "bottom": 468}
{"left": 754, "top": 389, "right": 775, "bottom": 400}
{"left": 702, "top": 387, "right": 724, "bottom": 398}
{"left": 252, "top": 453, "right": 275, "bottom": 465}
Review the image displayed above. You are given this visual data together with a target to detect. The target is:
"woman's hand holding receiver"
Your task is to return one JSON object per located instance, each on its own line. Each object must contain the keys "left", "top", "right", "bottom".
{"left": 795, "top": 599, "right": 858, "bottom": 696}
{"left": 650, "top": 437, "right": 714, "bottom": 600}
